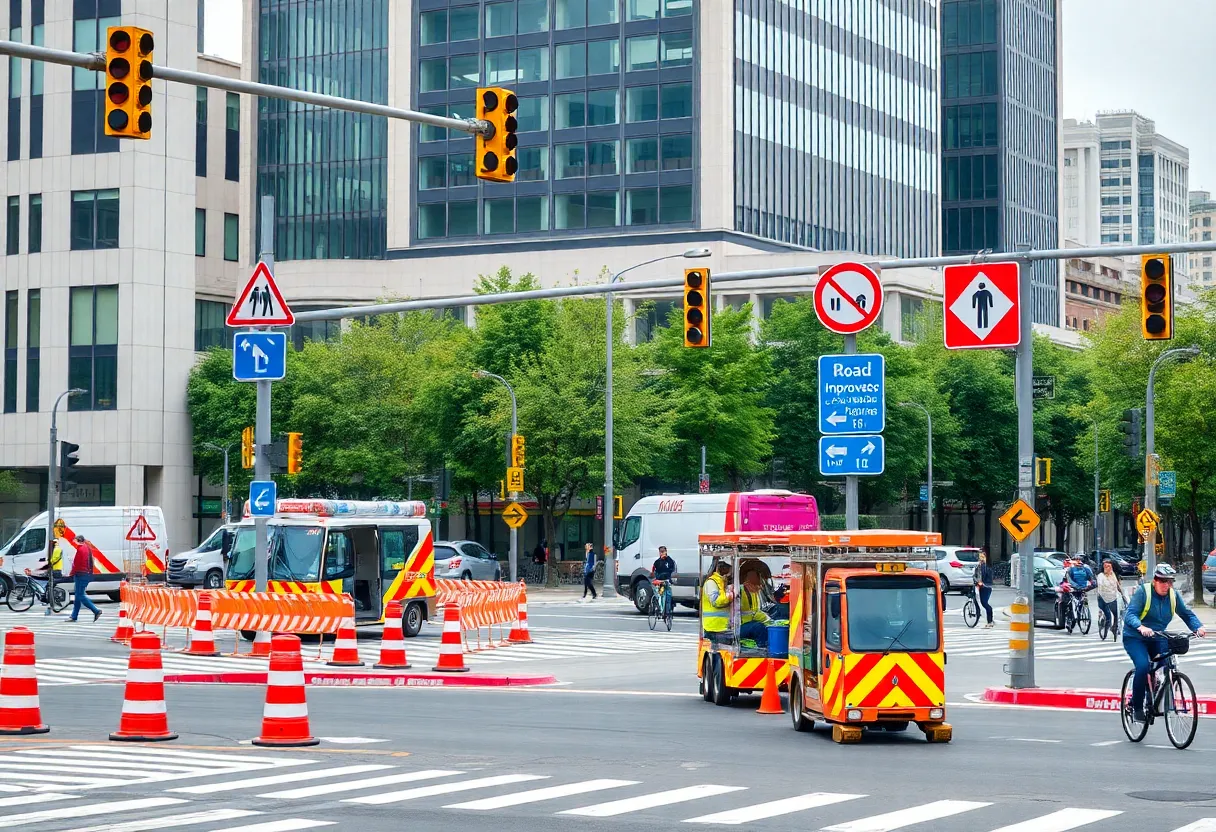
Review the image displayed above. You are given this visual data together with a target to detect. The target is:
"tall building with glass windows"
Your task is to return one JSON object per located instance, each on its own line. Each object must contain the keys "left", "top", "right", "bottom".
{"left": 940, "top": 0, "right": 1062, "bottom": 325}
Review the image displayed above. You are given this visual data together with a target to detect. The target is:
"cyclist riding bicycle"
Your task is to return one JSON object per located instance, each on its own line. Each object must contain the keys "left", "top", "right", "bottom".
{"left": 1065, "top": 558, "right": 1096, "bottom": 611}
{"left": 651, "top": 546, "right": 677, "bottom": 616}
{"left": 1124, "top": 564, "right": 1206, "bottom": 722}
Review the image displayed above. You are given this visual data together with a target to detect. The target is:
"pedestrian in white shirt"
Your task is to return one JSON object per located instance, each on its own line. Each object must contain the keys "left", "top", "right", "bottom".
{"left": 1096, "top": 559, "right": 1126, "bottom": 635}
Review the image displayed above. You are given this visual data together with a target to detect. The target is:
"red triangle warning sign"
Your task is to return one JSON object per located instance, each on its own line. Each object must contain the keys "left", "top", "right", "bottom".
{"left": 125, "top": 515, "right": 157, "bottom": 542}
{"left": 227, "top": 261, "right": 295, "bottom": 327}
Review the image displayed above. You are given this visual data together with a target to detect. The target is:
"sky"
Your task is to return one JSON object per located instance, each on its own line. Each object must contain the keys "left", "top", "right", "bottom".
{"left": 203, "top": 0, "right": 1216, "bottom": 189}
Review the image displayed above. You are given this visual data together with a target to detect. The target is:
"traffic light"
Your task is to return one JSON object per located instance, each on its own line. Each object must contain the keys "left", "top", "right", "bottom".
{"left": 613, "top": 495, "right": 624, "bottom": 520}
{"left": 1119, "top": 408, "right": 1142, "bottom": 458}
{"left": 241, "top": 426, "right": 254, "bottom": 470}
{"left": 1034, "top": 457, "right": 1052, "bottom": 487}
{"left": 1140, "top": 254, "right": 1174, "bottom": 340}
{"left": 286, "top": 432, "right": 303, "bottom": 475}
{"left": 511, "top": 434, "right": 526, "bottom": 468}
{"left": 58, "top": 442, "right": 81, "bottom": 491}
{"left": 475, "top": 87, "right": 518, "bottom": 182}
{"left": 1099, "top": 489, "right": 1111, "bottom": 512}
{"left": 683, "top": 268, "right": 711, "bottom": 348}
{"left": 104, "top": 26, "right": 154, "bottom": 139}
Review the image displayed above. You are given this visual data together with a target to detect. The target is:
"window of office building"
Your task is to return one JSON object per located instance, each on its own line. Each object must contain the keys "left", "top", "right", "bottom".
{"left": 3, "top": 290, "right": 16, "bottom": 413}
{"left": 5, "top": 196, "right": 18, "bottom": 255}
{"left": 68, "top": 285, "right": 118, "bottom": 411}
{"left": 196, "top": 87, "right": 208, "bottom": 177}
{"left": 29, "top": 0, "right": 45, "bottom": 159}
{"left": 224, "top": 213, "right": 239, "bottom": 261}
{"left": 628, "top": 0, "right": 692, "bottom": 19}
{"left": 26, "top": 288, "right": 38, "bottom": 411}
{"left": 942, "top": 0, "right": 998, "bottom": 48}
{"left": 71, "top": 0, "right": 120, "bottom": 155}
{"left": 942, "top": 51, "right": 999, "bottom": 99}
{"left": 70, "top": 189, "right": 119, "bottom": 250}
{"left": 8, "top": 12, "right": 21, "bottom": 163}
{"left": 195, "top": 208, "right": 206, "bottom": 256}
{"left": 194, "top": 299, "right": 228, "bottom": 351}
{"left": 28, "top": 194, "right": 40, "bottom": 254}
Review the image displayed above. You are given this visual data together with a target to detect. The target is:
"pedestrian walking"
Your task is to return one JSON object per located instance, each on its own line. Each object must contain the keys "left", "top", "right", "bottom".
{"left": 41, "top": 539, "right": 63, "bottom": 616}
{"left": 1096, "top": 558, "right": 1125, "bottom": 634}
{"left": 66, "top": 535, "right": 102, "bottom": 623}
{"left": 974, "top": 552, "right": 995, "bottom": 628}
{"left": 582, "top": 542, "right": 598, "bottom": 600}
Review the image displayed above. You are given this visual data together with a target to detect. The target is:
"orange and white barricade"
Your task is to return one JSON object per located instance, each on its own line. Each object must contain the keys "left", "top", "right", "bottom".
{"left": 434, "top": 579, "right": 527, "bottom": 652}
{"left": 184, "top": 592, "right": 219, "bottom": 656}
{"left": 508, "top": 581, "right": 532, "bottom": 644}
{"left": 432, "top": 601, "right": 469, "bottom": 673}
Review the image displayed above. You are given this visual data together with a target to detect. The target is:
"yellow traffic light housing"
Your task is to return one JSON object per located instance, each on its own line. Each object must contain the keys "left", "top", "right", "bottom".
{"left": 683, "top": 268, "right": 711, "bottom": 347}
{"left": 1035, "top": 457, "right": 1052, "bottom": 487}
{"left": 511, "top": 434, "right": 526, "bottom": 468}
{"left": 241, "top": 426, "right": 254, "bottom": 470}
{"left": 104, "top": 26, "right": 154, "bottom": 139}
{"left": 475, "top": 87, "right": 518, "bottom": 182}
{"left": 1140, "top": 254, "right": 1173, "bottom": 340}
{"left": 286, "top": 432, "right": 303, "bottom": 475}
{"left": 613, "top": 496, "right": 624, "bottom": 520}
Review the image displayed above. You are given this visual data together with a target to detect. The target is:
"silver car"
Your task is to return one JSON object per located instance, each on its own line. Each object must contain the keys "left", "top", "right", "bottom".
{"left": 928, "top": 545, "right": 981, "bottom": 593}
{"left": 434, "top": 540, "right": 502, "bottom": 581}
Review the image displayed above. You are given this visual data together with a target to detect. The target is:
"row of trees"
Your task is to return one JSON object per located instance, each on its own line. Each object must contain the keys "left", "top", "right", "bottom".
{"left": 187, "top": 269, "right": 1216, "bottom": 593}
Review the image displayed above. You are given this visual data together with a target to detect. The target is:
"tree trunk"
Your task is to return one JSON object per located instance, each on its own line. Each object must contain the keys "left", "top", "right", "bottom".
{"left": 1054, "top": 506, "right": 1066, "bottom": 552}
{"left": 543, "top": 499, "right": 560, "bottom": 588}
{"left": 982, "top": 502, "right": 994, "bottom": 557}
{"left": 965, "top": 503, "right": 975, "bottom": 546}
{"left": 1190, "top": 481, "right": 1206, "bottom": 606}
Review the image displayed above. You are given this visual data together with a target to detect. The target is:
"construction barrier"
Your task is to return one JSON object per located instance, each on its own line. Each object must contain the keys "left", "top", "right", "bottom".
{"left": 435, "top": 579, "right": 528, "bottom": 652}
{"left": 120, "top": 583, "right": 354, "bottom": 636}
{"left": 110, "top": 632, "right": 177, "bottom": 742}
{"left": 253, "top": 634, "right": 319, "bottom": 747}
{"left": 0, "top": 627, "right": 48, "bottom": 735}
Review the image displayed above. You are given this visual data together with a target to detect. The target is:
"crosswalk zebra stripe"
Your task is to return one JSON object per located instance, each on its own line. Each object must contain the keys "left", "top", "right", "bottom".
{"left": 560, "top": 784, "right": 747, "bottom": 817}
{"left": 445, "top": 779, "right": 639, "bottom": 810}
{"left": 986, "top": 809, "right": 1123, "bottom": 832}
{"left": 260, "top": 770, "right": 463, "bottom": 800}
{"left": 0, "top": 794, "right": 76, "bottom": 808}
{"left": 66, "top": 808, "right": 263, "bottom": 832}
{"left": 344, "top": 774, "right": 549, "bottom": 806}
{"left": 0, "top": 798, "right": 187, "bottom": 829}
{"left": 209, "top": 821, "right": 335, "bottom": 832}
{"left": 821, "top": 800, "right": 991, "bottom": 831}
{"left": 170, "top": 765, "right": 394, "bottom": 795}
{"left": 1169, "top": 820, "right": 1216, "bottom": 832}
{"left": 683, "top": 792, "right": 866, "bottom": 825}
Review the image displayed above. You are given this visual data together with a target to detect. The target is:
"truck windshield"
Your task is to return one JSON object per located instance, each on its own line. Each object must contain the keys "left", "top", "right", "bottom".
{"left": 224, "top": 525, "right": 324, "bottom": 582}
{"left": 845, "top": 575, "right": 939, "bottom": 653}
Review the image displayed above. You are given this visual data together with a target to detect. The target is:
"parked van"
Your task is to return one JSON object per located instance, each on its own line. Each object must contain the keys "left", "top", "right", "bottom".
{"left": 0, "top": 507, "right": 170, "bottom": 600}
{"left": 167, "top": 524, "right": 233, "bottom": 589}
{"left": 615, "top": 490, "right": 819, "bottom": 613}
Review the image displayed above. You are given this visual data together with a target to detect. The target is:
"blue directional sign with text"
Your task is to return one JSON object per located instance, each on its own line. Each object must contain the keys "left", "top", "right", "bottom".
{"left": 1159, "top": 471, "right": 1177, "bottom": 499}
{"left": 233, "top": 331, "right": 287, "bottom": 382}
{"left": 818, "top": 353, "right": 885, "bottom": 435}
{"left": 249, "top": 481, "right": 277, "bottom": 517}
{"left": 819, "top": 435, "right": 885, "bottom": 476}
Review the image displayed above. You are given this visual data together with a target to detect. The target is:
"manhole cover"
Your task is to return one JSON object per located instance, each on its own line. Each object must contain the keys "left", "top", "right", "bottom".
{"left": 1128, "top": 791, "right": 1216, "bottom": 803}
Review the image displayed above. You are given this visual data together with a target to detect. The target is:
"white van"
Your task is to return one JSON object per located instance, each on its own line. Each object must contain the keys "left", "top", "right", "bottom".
{"left": 615, "top": 490, "right": 820, "bottom": 613}
{"left": 166, "top": 524, "right": 232, "bottom": 589}
{"left": 0, "top": 507, "right": 169, "bottom": 600}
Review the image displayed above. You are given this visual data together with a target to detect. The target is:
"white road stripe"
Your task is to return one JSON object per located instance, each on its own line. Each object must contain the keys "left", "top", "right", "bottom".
{"left": 66, "top": 808, "right": 262, "bottom": 832}
{"left": 987, "top": 809, "right": 1123, "bottom": 832}
{"left": 260, "top": 770, "right": 462, "bottom": 799}
{"left": 15, "top": 752, "right": 218, "bottom": 770}
{"left": 1169, "top": 821, "right": 1216, "bottom": 832}
{"left": 345, "top": 774, "right": 549, "bottom": 806}
{"left": 0, "top": 793, "right": 76, "bottom": 807}
{"left": 561, "top": 784, "right": 747, "bottom": 817}
{"left": 445, "top": 779, "right": 638, "bottom": 810}
{"left": 0, "top": 798, "right": 186, "bottom": 828}
{"left": 1, "top": 775, "right": 131, "bottom": 789}
{"left": 821, "top": 800, "right": 991, "bottom": 831}
{"left": 209, "top": 822, "right": 335, "bottom": 832}
{"left": 171, "top": 765, "right": 394, "bottom": 795}
{"left": 0, "top": 762, "right": 169, "bottom": 778}
{"left": 684, "top": 792, "right": 866, "bottom": 825}
{"left": 67, "top": 745, "right": 303, "bottom": 765}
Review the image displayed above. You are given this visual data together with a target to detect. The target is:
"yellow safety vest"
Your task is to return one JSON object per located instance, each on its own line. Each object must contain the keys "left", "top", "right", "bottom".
{"left": 740, "top": 587, "right": 769, "bottom": 625}
{"left": 1138, "top": 585, "right": 1176, "bottom": 620}
{"left": 702, "top": 572, "right": 730, "bottom": 632}
{"left": 49, "top": 545, "right": 62, "bottom": 571}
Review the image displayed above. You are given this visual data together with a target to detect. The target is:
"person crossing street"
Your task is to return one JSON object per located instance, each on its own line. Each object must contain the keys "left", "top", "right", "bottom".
{"left": 582, "top": 542, "right": 598, "bottom": 601}
{"left": 66, "top": 535, "right": 102, "bottom": 623}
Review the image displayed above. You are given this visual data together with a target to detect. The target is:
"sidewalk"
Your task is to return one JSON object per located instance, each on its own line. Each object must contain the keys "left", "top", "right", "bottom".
{"left": 522, "top": 585, "right": 634, "bottom": 607}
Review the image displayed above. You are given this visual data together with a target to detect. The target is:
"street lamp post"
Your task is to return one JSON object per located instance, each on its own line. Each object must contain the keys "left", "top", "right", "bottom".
{"left": 199, "top": 442, "right": 236, "bottom": 522}
{"left": 474, "top": 370, "right": 519, "bottom": 582}
{"left": 898, "top": 402, "right": 932, "bottom": 534}
{"left": 604, "top": 247, "right": 711, "bottom": 598}
{"left": 1144, "top": 345, "right": 1201, "bottom": 576}
{"left": 46, "top": 388, "right": 86, "bottom": 562}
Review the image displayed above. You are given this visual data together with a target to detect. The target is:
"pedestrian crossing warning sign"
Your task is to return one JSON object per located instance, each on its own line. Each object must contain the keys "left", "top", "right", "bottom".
{"left": 125, "top": 515, "right": 157, "bottom": 542}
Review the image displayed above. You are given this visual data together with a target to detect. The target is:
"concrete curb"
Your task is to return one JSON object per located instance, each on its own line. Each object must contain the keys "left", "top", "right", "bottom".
{"left": 981, "top": 686, "right": 1216, "bottom": 715}
{"left": 163, "top": 671, "right": 559, "bottom": 688}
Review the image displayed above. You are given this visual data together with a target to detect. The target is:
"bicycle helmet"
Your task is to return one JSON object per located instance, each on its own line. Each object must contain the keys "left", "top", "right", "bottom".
{"left": 1153, "top": 563, "right": 1177, "bottom": 581}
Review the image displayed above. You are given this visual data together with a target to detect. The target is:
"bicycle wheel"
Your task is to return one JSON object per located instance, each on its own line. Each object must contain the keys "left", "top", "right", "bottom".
{"left": 963, "top": 598, "right": 979, "bottom": 628}
{"left": 1121, "top": 669, "right": 1150, "bottom": 743}
{"left": 1078, "top": 603, "right": 1092, "bottom": 635}
{"left": 1165, "top": 671, "right": 1199, "bottom": 750}
{"left": 6, "top": 583, "right": 33, "bottom": 612}
{"left": 1098, "top": 610, "right": 1109, "bottom": 640}
{"left": 50, "top": 586, "right": 68, "bottom": 613}
{"left": 664, "top": 595, "right": 674, "bottom": 631}
{"left": 1064, "top": 606, "right": 1075, "bottom": 634}
{"left": 647, "top": 595, "right": 658, "bottom": 631}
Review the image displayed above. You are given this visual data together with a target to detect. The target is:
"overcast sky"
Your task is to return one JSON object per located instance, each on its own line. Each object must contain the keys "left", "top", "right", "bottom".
{"left": 202, "top": 0, "right": 1215, "bottom": 189}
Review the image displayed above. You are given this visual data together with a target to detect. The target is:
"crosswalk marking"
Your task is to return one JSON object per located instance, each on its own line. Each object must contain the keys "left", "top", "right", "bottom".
{"left": 0, "top": 798, "right": 186, "bottom": 829}
{"left": 260, "top": 770, "right": 462, "bottom": 800}
{"left": 987, "top": 809, "right": 1123, "bottom": 832}
{"left": 0, "top": 793, "right": 76, "bottom": 807}
{"left": 344, "top": 774, "right": 549, "bottom": 806}
{"left": 170, "top": 765, "right": 394, "bottom": 795}
{"left": 445, "top": 779, "right": 639, "bottom": 810}
{"left": 67, "top": 809, "right": 262, "bottom": 832}
{"left": 560, "top": 784, "right": 747, "bottom": 818}
{"left": 821, "top": 799, "right": 991, "bottom": 832}
{"left": 1170, "top": 821, "right": 1216, "bottom": 832}
{"left": 683, "top": 792, "right": 867, "bottom": 825}
{"left": 214, "top": 822, "right": 334, "bottom": 832}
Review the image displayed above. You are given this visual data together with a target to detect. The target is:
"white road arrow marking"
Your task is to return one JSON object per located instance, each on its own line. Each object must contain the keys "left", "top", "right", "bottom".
{"left": 254, "top": 488, "right": 272, "bottom": 511}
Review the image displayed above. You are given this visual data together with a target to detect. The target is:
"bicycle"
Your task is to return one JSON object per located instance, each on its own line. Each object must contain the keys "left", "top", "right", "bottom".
{"left": 647, "top": 579, "right": 673, "bottom": 632}
{"left": 1097, "top": 596, "right": 1122, "bottom": 642}
{"left": 1063, "top": 589, "right": 1092, "bottom": 635}
{"left": 1121, "top": 631, "right": 1199, "bottom": 749}
{"left": 7, "top": 572, "right": 68, "bottom": 613}
{"left": 962, "top": 585, "right": 980, "bottom": 629}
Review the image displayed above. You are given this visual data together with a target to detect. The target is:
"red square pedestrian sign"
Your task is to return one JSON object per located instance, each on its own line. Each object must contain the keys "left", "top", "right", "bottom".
{"left": 943, "top": 262, "right": 1021, "bottom": 350}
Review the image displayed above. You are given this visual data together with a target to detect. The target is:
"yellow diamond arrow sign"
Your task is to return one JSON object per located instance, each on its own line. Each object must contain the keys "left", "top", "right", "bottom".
{"left": 502, "top": 501, "right": 528, "bottom": 529}
{"left": 1136, "top": 508, "right": 1159, "bottom": 536}
{"left": 1000, "top": 498, "right": 1040, "bottom": 543}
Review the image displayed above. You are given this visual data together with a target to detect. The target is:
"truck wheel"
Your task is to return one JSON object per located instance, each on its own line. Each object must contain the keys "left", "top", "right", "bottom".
{"left": 107, "top": 591, "right": 122, "bottom": 602}
{"left": 0, "top": 573, "right": 11, "bottom": 600}
{"left": 711, "top": 655, "right": 732, "bottom": 707}
{"left": 701, "top": 656, "right": 713, "bottom": 702}
{"left": 402, "top": 601, "right": 425, "bottom": 638}
{"left": 789, "top": 674, "right": 812, "bottom": 732}
{"left": 939, "top": 575, "right": 951, "bottom": 594}
{"left": 633, "top": 579, "right": 653, "bottom": 614}
{"left": 203, "top": 570, "right": 224, "bottom": 590}
{"left": 460, "top": 571, "right": 472, "bottom": 581}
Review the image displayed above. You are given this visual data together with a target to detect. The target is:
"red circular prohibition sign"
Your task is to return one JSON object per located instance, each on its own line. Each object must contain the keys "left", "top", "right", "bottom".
{"left": 813, "top": 262, "right": 883, "bottom": 335}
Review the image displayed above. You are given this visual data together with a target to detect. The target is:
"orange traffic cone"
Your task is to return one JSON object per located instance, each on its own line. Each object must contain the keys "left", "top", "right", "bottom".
{"left": 252, "top": 634, "right": 319, "bottom": 747}
{"left": 111, "top": 600, "right": 135, "bottom": 644}
{"left": 507, "top": 582, "right": 532, "bottom": 644}
{"left": 184, "top": 592, "right": 219, "bottom": 656}
{"left": 757, "top": 658, "right": 784, "bottom": 715}
{"left": 110, "top": 632, "right": 177, "bottom": 742}
{"left": 326, "top": 618, "right": 364, "bottom": 667}
{"left": 432, "top": 601, "right": 469, "bottom": 673}
{"left": 374, "top": 600, "right": 411, "bottom": 669}
{"left": 0, "top": 627, "right": 48, "bottom": 735}
{"left": 250, "top": 630, "right": 272, "bottom": 657}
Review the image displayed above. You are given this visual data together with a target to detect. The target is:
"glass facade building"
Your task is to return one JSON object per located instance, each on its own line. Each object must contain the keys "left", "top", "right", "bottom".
{"left": 941, "top": 0, "right": 1060, "bottom": 325}
{"left": 734, "top": 0, "right": 940, "bottom": 258}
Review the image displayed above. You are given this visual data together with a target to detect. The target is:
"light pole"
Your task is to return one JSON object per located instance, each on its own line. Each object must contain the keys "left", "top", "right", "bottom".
{"left": 604, "top": 247, "right": 711, "bottom": 597}
{"left": 199, "top": 441, "right": 237, "bottom": 522}
{"left": 1144, "top": 345, "right": 1201, "bottom": 576}
{"left": 474, "top": 370, "right": 519, "bottom": 582}
{"left": 1091, "top": 417, "right": 1100, "bottom": 554}
{"left": 46, "top": 388, "right": 86, "bottom": 561}
{"left": 899, "top": 402, "right": 932, "bottom": 534}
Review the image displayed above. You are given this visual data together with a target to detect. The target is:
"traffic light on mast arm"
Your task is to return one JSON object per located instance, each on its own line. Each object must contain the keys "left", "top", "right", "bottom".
{"left": 241, "top": 426, "right": 255, "bottom": 470}
{"left": 475, "top": 87, "right": 518, "bottom": 182}
{"left": 683, "top": 268, "right": 711, "bottom": 348}
{"left": 511, "top": 434, "right": 526, "bottom": 468}
{"left": 59, "top": 441, "right": 81, "bottom": 491}
{"left": 1119, "top": 408, "right": 1142, "bottom": 459}
{"left": 104, "top": 26, "right": 154, "bottom": 139}
{"left": 1140, "top": 254, "right": 1174, "bottom": 340}
{"left": 286, "top": 432, "right": 303, "bottom": 475}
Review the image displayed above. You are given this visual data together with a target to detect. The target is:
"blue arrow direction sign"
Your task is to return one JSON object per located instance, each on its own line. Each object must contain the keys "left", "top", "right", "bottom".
{"left": 233, "top": 331, "right": 287, "bottom": 382}
{"left": 818, "top": 353, "right": 885, "bottom": 435}
{"left": 819, "top": 435, "right": 885, "bottom": 476}
{"left": 249, "top": 481, "right": 277, "bottom": 517}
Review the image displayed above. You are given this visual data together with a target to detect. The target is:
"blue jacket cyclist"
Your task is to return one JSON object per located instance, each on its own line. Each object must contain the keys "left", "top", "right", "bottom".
{"left": 1123, "top": 563, "right": 1206, "bottom": 721}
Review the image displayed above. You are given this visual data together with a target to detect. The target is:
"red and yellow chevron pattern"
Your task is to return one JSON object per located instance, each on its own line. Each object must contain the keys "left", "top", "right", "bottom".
{"left": 225, "top": 579, "right": 343, "bottom": 594}
{"left": 841, "top": 651, "right": 945, "bottom": 709}
{"left": 381, "top": 534, "right": 435, "bottom": 609}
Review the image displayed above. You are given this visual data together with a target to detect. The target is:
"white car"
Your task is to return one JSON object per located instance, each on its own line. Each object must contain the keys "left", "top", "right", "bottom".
{"left": 926, "top": 545, "right": 982, "bottom": 594}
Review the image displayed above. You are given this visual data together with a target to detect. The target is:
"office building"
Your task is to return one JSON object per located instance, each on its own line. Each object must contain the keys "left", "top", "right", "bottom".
{"left": 0, "top": 0, "right": 241, "bottom": 551}
{"left": 1061, "top": 240, "right": 1129, "bottom": 334}
{"left": 940, "top": 0, "right": 1062, "bottom": 326}
{"left": 1190, "top": 190, "right": 1216, "bottom": 288}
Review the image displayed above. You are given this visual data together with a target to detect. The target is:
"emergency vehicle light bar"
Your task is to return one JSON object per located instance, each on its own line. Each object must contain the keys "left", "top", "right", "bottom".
{"left": 242, "top": 499, "right": 428, "bottom": 518}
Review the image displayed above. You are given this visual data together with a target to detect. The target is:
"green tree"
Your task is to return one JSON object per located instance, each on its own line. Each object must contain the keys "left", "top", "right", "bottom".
{"left": 1033, "top": 333, "right": 1095, "bottom": 551}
